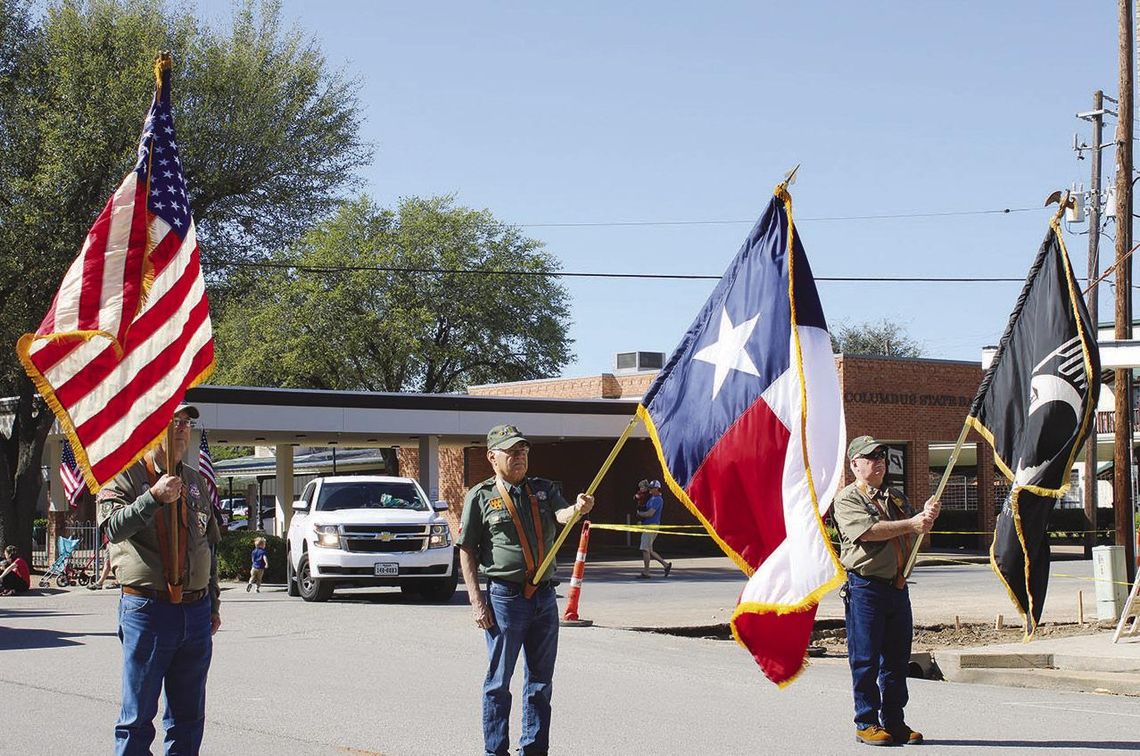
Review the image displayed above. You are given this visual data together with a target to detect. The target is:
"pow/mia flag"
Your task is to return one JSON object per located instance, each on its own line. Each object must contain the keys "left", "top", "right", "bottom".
{"left": 967, "top": 222, "right": 1100, "bottom": 633}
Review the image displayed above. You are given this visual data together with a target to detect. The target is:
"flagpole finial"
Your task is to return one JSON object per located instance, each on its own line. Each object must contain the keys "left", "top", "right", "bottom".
{"left": 1044, "top": 189, "right": 1075, "bottom": 224}
{"left": 154, "top": 51, "right": 173, "bottom": 89}
{"left": 784, "top": 164, "right": 801, "bottom": 186}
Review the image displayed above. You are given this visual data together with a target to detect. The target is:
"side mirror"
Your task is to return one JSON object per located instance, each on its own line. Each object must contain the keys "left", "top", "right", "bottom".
{"left": 432, "top": 500, "right": 450, "bottom": 512}
{"left": 292, "top": 500, "right": 309, "bottom": 512}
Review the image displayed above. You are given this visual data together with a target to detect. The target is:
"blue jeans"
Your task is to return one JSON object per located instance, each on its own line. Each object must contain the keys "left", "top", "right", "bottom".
{"left": 844, "top": 573, "right": 912, "bottom": 729}
{"left": 116, "top": 592, "right": 213, "bottom": 755}
{"left": 482, "top": 580, "right": 559, "bottom": 756}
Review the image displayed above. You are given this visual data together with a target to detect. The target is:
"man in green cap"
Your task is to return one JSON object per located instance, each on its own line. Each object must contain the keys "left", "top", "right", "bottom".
{"left": 832, "top": 435, "right": 940, "bottom": 747}
{"left": 458, "top": 423, "right": 595, "bottom": 756}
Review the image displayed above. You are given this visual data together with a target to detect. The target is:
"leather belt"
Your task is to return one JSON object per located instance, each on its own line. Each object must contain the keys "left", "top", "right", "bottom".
{"left": 849, "top": 571, "right": 904, "bottom": 589}
{"left": 489, "top": 577, "right": 555, "bottom": 591}
{"left": 122, "top": 585, "right": 208, "bottom": 604}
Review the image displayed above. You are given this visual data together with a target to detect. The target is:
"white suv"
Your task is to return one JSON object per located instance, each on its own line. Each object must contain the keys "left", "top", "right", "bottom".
{"left": 285, "top": 475, "right": 458, "bottom": 603}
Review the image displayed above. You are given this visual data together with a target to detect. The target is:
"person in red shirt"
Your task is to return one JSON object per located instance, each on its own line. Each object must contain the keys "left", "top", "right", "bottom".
{"left": 0, "top": 545, "right": 31, "bottom": 595}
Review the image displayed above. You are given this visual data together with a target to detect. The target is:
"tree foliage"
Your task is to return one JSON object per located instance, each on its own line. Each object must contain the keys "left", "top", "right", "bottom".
{"left": 831, "top": 318, "right": 924, "bottom": 358}
{"left": 214, "top": 196, "right": 574, "bottom": 393}
{"left": 0, "top": 0, "right": 370, "bottom": 556}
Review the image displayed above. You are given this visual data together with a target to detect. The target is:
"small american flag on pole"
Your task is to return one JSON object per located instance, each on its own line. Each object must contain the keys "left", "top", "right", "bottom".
{"left": 16, "top": 54, "right": 214, "bottom": 492}
{"left": 198, "top": 429, "right": 221, "bottom": 511}
{"left": 59, "top": 441, "right": 86, "bottom": 508}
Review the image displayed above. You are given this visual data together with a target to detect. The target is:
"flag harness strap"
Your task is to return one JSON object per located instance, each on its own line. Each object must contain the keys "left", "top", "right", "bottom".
{"left": 864, "top": 486, "right": 910, "bottom": 590}
{"left": 144, "top": 453, "right": 188, "bottom": 603}
{"left": 495, "top": 478, "right": 545, "bottom": 599}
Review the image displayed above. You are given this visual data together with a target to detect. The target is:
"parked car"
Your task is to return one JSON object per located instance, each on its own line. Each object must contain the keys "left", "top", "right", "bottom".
{"left": 227, "top": 506, "right": 276, "bottom": 534}
{"left": 285, "top": 475, "right": 457, "bottom": 603}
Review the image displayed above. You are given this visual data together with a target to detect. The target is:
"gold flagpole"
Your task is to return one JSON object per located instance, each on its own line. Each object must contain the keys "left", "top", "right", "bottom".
{"left": 901, "top": 421, "right": 970, "bottom": 579}
{"left": 530, "top": 416, "right": 641, "bottom": 584}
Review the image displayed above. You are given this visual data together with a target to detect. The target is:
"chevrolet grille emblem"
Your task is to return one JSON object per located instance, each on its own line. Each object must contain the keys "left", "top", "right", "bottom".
{"left": 379, "top": 532, "right": 395, "bottom": 542}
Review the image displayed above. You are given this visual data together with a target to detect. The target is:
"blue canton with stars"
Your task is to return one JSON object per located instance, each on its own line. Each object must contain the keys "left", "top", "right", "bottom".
{"left": 134, "top": 69, "right": 191, "bottom": 239}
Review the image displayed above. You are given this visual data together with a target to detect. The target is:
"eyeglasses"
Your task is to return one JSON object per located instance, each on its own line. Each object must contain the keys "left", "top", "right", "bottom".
{"left": 859, "top": 449, "right": 888, "bottom": 461}
{"left": 497, "top": 446, "right": 530, "bottom": 457}
{"left": 172, "top": 419, "right": 198, "bottom": 430}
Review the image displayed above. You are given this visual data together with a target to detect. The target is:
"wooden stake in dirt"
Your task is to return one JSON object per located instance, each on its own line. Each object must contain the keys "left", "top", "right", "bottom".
{"left": 1078, "top": 590, "right": 1085, "bottom": 626}
{"left": 955, "top": 615, "right": 961, "bottom": 631}
{"left": 995, "top": 614, "right": 1004, "bottom": 630}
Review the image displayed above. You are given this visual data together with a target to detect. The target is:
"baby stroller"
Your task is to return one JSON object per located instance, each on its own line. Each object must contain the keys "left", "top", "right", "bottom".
{"left": 38, "top": 536, "right": 84, "bottom": 588}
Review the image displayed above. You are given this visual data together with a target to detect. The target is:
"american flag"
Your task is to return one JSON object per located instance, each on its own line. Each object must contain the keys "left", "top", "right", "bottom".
{"left": 198, "top": 429, "right": 221, "bottom": 511}
{"left": 59, "top": 441, "right": 86, "bottom": 508}
{"left": 15, "top": 55, "right": 214, "bottom": 492}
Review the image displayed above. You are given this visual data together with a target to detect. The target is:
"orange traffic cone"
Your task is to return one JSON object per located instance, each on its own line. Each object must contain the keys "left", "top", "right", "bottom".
{"left": 561, "top": 520, "right": 593, "bottom": 627}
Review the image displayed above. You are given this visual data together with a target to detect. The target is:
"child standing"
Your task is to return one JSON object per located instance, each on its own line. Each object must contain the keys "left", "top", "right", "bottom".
{"left": 247, "top": 537, "right": 268, "bottom": 593}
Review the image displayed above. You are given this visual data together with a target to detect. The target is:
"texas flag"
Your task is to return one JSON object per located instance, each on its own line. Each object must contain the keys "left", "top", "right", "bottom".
{"left": 638, "top": 184, "right": 846, "bottom": 686}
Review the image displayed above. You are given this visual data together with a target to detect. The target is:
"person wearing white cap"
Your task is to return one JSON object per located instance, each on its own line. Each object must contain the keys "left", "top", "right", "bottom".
{"left": 97, "top": 401, "right": 222, "bottom": 754}
{"left": 635, "top": 480, "right": 672, "bottom": 578}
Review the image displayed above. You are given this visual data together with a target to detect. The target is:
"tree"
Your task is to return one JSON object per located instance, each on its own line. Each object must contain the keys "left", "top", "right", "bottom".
{"left": 0, "top": 0, "right": 371, "bottom": 558}
{"left": 831, "top": 318, "right": 924, "bottom": 358}
{"left": 213, "top": 196, "right": 574, "bottom": 393}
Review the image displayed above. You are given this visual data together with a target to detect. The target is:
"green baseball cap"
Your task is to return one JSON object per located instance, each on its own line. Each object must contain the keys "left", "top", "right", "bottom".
{"left": 487, "top": 424, "right": 528, "bottom": 451}
{"left": 847, "top": 435, "right": 886, "bottom": 460}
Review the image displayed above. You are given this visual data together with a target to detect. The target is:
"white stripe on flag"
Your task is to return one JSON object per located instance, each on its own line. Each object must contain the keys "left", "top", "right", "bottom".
{"left": 742, "top": 325, "right": 844, "bottom": 606}
{"left": 36, "top": 221, "right": 196, "bottom": 419}
{"left": 97, "top": 171, "right": 139, "bottom": 337}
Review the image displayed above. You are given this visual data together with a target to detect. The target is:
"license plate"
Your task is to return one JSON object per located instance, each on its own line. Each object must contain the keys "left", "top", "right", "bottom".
{"left": 374, "top": 563, "right": 398, "bottom": 576}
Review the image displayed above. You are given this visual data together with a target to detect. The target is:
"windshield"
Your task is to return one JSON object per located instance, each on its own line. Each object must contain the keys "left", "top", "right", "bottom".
{"left": 315, "top": 481, "right": 428, "bottom": 512}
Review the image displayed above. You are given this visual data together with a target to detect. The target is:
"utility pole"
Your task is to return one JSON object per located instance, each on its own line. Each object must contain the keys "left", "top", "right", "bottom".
{"left": 1114, "top": 0, "right": 1136, "bottom": 582}
{"left": 1084, "top": 89, "right": 1104, "bottom": 558}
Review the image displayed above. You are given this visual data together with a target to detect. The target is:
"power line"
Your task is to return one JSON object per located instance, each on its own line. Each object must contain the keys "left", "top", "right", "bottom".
{"left": 219, "top": 260, "right": 1092, "bottom": 284}
{"left": 515, "top": 205, "right": 1043, "bottom": 228}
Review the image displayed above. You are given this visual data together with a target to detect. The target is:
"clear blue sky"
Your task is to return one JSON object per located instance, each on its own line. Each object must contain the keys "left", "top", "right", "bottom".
{"left": 198, "top": 1, "right": 1124, "bottom": 375}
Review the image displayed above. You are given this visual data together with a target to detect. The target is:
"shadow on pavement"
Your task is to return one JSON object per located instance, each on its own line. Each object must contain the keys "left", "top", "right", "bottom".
{"left": 929, "top": 740, "right": 1140, "bottom": 750}
{"left": 0, "top": 626, "right": 117, "bottom": 651}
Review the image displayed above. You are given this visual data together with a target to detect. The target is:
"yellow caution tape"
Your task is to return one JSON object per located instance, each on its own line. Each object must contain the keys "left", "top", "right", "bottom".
{"left": 588, "top": 523, "right": 710, "bottom": 537}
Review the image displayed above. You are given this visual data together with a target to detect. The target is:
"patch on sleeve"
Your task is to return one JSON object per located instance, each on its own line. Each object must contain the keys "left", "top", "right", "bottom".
{"left": 535, "top": 490, "right": 547, "bottom": 501}
{"left": 488, "top": 497, "right": 503, "bottom": 510}
{"left": 196, "top": 510, "right": 210, "bottom": 536}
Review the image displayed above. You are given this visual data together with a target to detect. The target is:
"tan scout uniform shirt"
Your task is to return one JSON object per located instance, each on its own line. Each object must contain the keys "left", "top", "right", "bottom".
{"left": 457, "top": 477, "right": 566, "bottom": 584}
{"left": 832, "top": 481, "right": 915, "bottom": 583}
{"left": 97, "top": 452, "right": 221, "bottom": 614}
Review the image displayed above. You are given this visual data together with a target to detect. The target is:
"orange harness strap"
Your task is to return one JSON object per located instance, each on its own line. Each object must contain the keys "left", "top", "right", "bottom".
{"left": 495, "top": 479, "right": 546, "bottom": 599}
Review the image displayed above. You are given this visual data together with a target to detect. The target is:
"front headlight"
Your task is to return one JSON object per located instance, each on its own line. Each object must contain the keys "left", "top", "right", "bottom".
{"left": 312, "top": 524, "right": 340, "bottom": 548}
{"left": 428, "top": 523, "right": 451, "bottom": 548}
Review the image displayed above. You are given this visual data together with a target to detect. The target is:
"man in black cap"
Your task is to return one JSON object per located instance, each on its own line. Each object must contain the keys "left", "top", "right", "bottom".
{"left": 833, "top": 435, "right": 940, "bottom": 747}
{"left": 457, "top": 424, "right": 594, "bottom": 756}
{"left": 97, "top": 402, "right": 221, "bottom": 754}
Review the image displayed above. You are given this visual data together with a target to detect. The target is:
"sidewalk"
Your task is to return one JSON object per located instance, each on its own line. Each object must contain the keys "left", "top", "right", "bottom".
{"left": 934, "top": 631, "right": 1140, "bottom": 696}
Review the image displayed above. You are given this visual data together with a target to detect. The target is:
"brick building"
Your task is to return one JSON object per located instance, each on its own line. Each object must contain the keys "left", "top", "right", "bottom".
{"left": 459, "top": 353, "right": 998, "bottom": 554}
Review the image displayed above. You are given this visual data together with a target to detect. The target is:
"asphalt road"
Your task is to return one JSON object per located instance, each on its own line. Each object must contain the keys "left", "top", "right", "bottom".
{"left": 1, "top": 555, "right": 1134, "bottom": 755}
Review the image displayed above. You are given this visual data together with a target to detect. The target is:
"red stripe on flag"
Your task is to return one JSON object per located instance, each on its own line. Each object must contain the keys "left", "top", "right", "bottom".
{"left": 71, "top": 294, "right": 211, "bottom": 444}
{"left": 733, "top": 604, "right": 818, "bottom": 685}
{"left": 88, "top": 342, "right": 214, "bottom": 483}
{"left": 25, "top": 231, "right": 187, "bottom": 376}
{"left": 44, "top": 241, "right": 201, "bottom": 407}
{"left": 686, "top": 397, "right": 789, "bottom": 571}
{"left": 119, "top": 179, "right": 152, "bottom": 331}
{"left": 76, "top": 199, "right": 115, "bottom": 331}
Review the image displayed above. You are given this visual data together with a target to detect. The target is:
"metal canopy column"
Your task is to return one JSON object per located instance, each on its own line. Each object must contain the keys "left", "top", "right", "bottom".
{"left": 418, "top": 436, "right": 440, "bottom": 501}
{"left": 274, "top": 445, "right": 294, "bottom": 537}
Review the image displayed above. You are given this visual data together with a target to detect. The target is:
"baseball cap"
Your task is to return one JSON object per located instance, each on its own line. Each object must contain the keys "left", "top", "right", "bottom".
{"left": 847, "top": 435, "right": 886, "bottom": 460}
{"left": 486, "top": 424, "right": 528, "bottom": 451}
{"left": 649, "top": 479, "right": 662, "bottom": 489}
{"left": 174, "top": 402, "right": 200, "bottom": 419}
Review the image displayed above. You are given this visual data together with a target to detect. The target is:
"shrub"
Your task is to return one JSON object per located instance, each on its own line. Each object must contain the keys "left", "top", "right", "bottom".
{"left": 216, "top": 531, "right": 286, "bottom": 582}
